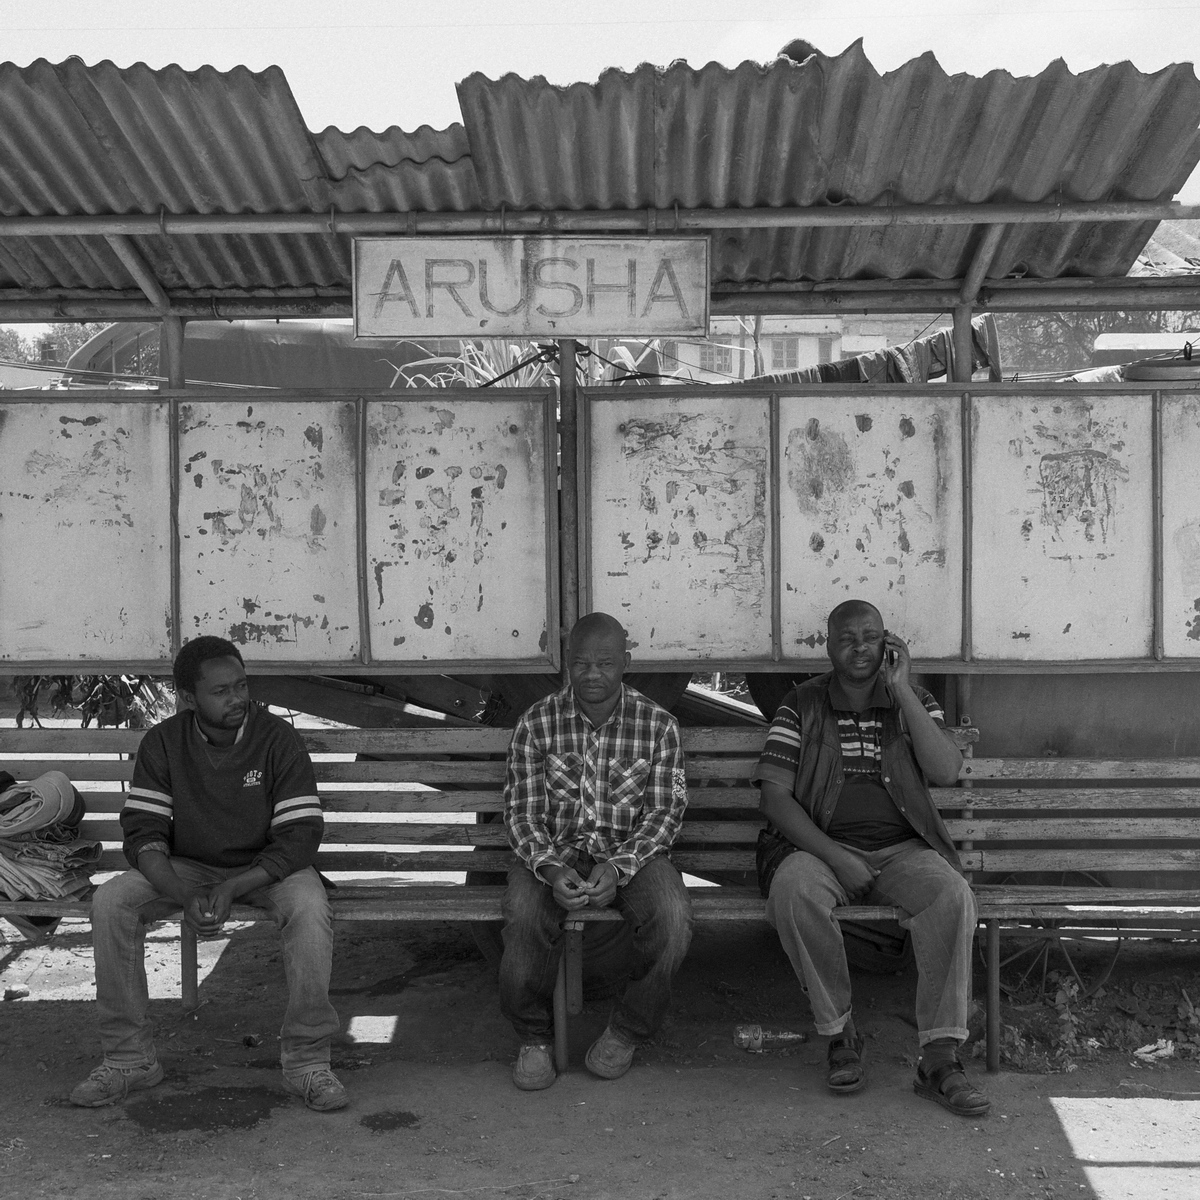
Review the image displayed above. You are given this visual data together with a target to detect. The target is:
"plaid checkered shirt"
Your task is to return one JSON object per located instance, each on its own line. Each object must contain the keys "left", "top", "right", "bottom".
{"left": 504, "top": 682, "right": 688, "bottom": 882}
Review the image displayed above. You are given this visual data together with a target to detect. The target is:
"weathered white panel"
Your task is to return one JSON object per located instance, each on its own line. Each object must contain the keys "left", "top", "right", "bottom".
{"left": 586, "top": 394, "right": 772, "bottom": 660}
{"left": 972, "top": 394, "right": 1152, "bottom": 659}
{"left": 365, "top": 397, "right": 552, "bottom": 664}
{"left": 355, "top": 236, "right": 708, "bottom": 339}
{"left": 0, "top": 401, "right": 171, "bottom": 661}
{"left": 778, "top": 395, "right": 962, "bottom": 658}
{"left": 1162, "top": 393, "right": 1200, "bottom": 656}
{"left": 178, "top": 400, "right": 360, "bottom": 660}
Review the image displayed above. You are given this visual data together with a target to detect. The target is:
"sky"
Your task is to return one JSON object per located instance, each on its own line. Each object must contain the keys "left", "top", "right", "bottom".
{"left": 6, "top": 0, "right": 1200, "bottom": 340}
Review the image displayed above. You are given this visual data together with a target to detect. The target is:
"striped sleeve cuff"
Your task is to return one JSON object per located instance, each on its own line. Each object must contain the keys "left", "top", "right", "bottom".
{"left": 270, "top": 794, "right": 322, "bottom": 827}
{"left": 751, "top": 761, "right": 799, "bottom": 792}
{"left": 124, "top": 787, "right": 173, "bottom": 818}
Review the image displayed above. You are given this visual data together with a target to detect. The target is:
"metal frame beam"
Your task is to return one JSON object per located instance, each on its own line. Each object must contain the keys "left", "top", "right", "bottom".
{"left": 0, "top": 199, "right": 1198, "bottom": 237}
{"left": 103, "top": 235, "right": 171, "bottom": 314}
{"left": 6, "top": 276, "right": 1200, "bottom": 324}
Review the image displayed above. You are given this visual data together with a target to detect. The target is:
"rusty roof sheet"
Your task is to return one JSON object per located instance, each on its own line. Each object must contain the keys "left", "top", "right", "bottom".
{"left": 0, "top": 45, "right": 1198, "bottom": 298}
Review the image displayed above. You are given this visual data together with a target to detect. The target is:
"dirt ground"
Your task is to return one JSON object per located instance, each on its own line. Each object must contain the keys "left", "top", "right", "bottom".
{"left": 2, "top": 916, "right": 1199, "bottom": 1200}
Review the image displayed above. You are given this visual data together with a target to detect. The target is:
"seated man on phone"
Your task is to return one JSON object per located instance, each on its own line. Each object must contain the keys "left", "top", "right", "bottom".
{"left": 752, "top": 599, "right": 988, "bottom": 1117}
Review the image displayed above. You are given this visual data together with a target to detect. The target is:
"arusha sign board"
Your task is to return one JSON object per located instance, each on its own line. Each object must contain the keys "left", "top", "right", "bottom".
{"left": 353, "top": 236, "right": 709, "bottom": 339}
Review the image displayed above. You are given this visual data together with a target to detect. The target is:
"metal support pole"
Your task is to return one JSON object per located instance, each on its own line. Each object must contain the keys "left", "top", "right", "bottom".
{"left": 104, "top": 235, "right": 171, "bottom": 314}
{"left": 986, "top": 919, "right": 1001, "bottom": 1073}
{"left": 159, "top": 315, "right": 185, "bottom": 389}
{"left": 952, "top": 304, "right": 974, "bottom": 383}
{"left": 558, "top": 338, "right": 579, "bottom": 677}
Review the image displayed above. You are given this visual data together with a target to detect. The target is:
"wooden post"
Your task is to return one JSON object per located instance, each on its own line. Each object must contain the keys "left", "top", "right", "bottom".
{"left": 565, "top": 921, "right": 585, "bottom": 1016}
{"left": 558, "top": 338, "right": 579, "bottom": 678}
{"left": 553, "top": 957, "right": 569, "bottom": 1073}
{"left": 181, "top": 923, "right": 199, "bottom": 1012}
{"left": 159, "top": 316, "right": 185, "bottom": 389}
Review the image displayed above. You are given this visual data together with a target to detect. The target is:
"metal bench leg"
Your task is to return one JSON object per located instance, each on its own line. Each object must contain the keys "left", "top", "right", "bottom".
{"left": 553, "top": 956, "right": 569, "bottom": 1073}
{"left": 986, "top": 919, "right": 1000, "bottom": 1074}
{"left": 181, "top": 923, "right": 199, "bottom": 1013}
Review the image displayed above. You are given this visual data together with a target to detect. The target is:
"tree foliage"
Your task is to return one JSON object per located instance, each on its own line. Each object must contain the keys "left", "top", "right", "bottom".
{"left": 996, "top": 309, "right": 1200, "bottom": 375}
{"left": 0, "top": 322, "right": 108, "bottom": 364}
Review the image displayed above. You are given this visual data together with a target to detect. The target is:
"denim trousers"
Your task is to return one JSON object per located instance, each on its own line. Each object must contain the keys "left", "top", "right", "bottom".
{"left": 765, "top": 839, "right": 976, "bottom": 1045}
{"left": 91, "top": 859, "right": 339, "bottom": 1073}
{"left": 499, "top": 854, "right": 694, "bottom": 1045}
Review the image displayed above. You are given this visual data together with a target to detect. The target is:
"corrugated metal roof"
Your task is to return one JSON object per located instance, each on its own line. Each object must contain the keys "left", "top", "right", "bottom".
{"left": 0, "top": 45, "right": 1197, "bottom": 299}
{"left": 457, "top": 43, "right": 1200, "bottom": 283}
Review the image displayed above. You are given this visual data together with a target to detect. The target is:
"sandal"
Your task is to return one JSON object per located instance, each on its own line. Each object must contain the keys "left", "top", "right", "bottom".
{"left": 826, "top": 1032, "right": 868, "bottom": 1094}
{"left": 913, "top": 1057, "right": 990, "bottom": 1117}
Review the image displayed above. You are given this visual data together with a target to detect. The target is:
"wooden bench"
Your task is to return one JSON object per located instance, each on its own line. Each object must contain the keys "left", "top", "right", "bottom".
{"left": 4, "top": 724, "right": 1200, "bottom": 1075}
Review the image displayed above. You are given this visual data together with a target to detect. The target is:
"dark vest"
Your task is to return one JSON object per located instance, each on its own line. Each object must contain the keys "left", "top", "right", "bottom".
{"left": 756, "top": 671, "right": 962, "bottom": 895}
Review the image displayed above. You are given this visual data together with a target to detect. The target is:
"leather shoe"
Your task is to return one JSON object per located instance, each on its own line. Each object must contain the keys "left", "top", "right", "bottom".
{"left": 585, "top": 1026, "right": 637, "bottom": 1080}
{"left": 512, "top": 1043, "right": 556, "bottom": 1090}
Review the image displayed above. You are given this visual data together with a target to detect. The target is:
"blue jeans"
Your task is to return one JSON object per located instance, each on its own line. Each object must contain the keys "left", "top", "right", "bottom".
{"left": 499, "top": 854, "right": 694, "bottom": 1044}
{"left": 91, "top": 859, "right": 339, "bottom": 1073}
{"left": 765, "top": 839, "right": 976, "bottom": 1045}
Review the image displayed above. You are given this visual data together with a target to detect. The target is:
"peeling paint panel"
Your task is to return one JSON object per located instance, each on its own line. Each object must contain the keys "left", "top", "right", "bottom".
{"left": 177, "top": 400, "right": 360, "bottom": 660}
{"left": 1161, "top": 393, "right": 1200, "bottom": 656}
{"left": 0, "top": 400, "right": 171, "bottom": 660}
{"left": 972, "top": 394, "right": 1152, "bottom": 660}
{"left": 365, "top": 397, "right": 551, "bottom": 663}
{"left": 587, "top": 394, "right": 772, "bottom": 660}
{"left": 778, "top": 395, "right": 962, "bottom": 659}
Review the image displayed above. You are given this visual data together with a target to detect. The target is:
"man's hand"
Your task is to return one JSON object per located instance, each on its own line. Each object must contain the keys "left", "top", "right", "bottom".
{"left": 581, "top": 861, "right": 619, "bottom": 908}
{"left": 542, "top": 865, "right": 590, "bottom": 911}
{"left": 881, "top": 630, "right": 912, "bottom": 691}
{"left": 829, "top": 847, "right": 879, "bottom": 901}
{"left": 202, "top": 880, "right": 239, "bottom": 931}
{"left": 182, "top": 891, "right": 225, "bottom": 938}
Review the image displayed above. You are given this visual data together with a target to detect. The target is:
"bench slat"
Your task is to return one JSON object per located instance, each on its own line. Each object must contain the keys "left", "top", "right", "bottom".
{"left": 945, "top": 817, "right": 1200, "bottom": 840}
{"left": 965, "top": 848, "right": 1200, "bottom": 871}
{"left": 971, "top": 885, "right": 1200, "bottom": 903}
{"left": 0, "top": 725, "right": 764, "bottom": 755}
{"left": 932, "top": 787, "right": 1200, "bottom": 810}
{"left": 965, "top": 759, "right": 1200, "bottom": 780}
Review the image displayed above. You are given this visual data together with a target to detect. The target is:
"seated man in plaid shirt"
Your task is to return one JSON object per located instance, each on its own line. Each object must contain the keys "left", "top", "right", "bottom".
{"left": 501, "top": 612, "right": 693, "bottom": 1090}
{"left": 753, "top": 599, "right": 989, "bottom": 1117}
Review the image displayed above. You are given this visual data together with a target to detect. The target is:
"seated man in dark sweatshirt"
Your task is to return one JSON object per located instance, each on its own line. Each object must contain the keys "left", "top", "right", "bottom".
{"left": 71, "top": 636, "right": 344, "bottom": 1112}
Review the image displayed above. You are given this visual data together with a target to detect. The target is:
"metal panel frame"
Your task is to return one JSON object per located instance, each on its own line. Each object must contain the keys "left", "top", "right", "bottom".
{"left": 0, "top": 387, "right": 559, "bottom": 675}
{"left": 577, "top": 380, "right": 1200, "bottom": 673}
{"left": 581, "top": 385, "right": 775, "bottom": 664}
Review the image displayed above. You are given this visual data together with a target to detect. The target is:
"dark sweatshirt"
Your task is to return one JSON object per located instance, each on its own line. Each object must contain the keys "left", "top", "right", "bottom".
{"left": 121, "top": 704, "right": 322, "bottom": 881}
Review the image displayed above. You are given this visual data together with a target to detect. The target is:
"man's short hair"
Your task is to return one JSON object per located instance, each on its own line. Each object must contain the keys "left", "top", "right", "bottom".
{"left": 173, "top": 636, "right": 244, "bottom": 694}
{"left": 569, "top": 612, "right": 627, "bottom": 650}
{"left": 827, "top": 599, "right": 883, "bottom": 635}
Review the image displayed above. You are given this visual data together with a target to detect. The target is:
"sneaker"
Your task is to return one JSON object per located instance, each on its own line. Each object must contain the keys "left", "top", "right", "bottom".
{"left": 585, "top": 1025, "right": 637, "bottom": 1080}
{"left": 282, "top": 1066, "right": 348, "bottom": 1112}
{"left": 512, "top": 1043, "right": 556, "bottom": 1091}
{"left": 70, "top": 1060, "right": 164, "bottom": 1108}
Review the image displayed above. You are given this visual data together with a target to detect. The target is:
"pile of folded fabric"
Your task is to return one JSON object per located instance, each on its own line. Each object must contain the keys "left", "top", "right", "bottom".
{"left": 0, "top": 770, "right": 101, "bottom": 901}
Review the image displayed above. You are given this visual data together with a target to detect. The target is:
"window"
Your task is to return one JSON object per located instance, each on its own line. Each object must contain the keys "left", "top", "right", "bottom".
{"left": 818, "top": 335, "right": 836, "bottom": 364}
{"left": 771, "top": 337, "right": 799, "bottom": 372}
{"left": 699, "top": 337, "right": 734, "bottom": 375}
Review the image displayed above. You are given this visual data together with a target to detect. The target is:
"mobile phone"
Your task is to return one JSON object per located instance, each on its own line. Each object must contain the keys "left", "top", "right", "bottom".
{"left": 883, "top": 629, "right": 898, "bottom": 669}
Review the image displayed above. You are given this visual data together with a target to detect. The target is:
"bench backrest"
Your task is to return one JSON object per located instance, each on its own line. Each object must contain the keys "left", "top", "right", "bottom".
{"left": 3, "top": 725, "right": 1198, "bottom": 884}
